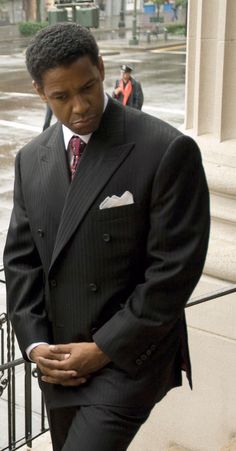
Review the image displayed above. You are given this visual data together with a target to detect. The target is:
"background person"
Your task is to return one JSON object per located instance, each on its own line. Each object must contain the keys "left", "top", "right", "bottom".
{"left": 4, "top": 23, "right": 210, "bottom": 451}
{"left": 112, "top": 64, "right": 144, "bottom": 110}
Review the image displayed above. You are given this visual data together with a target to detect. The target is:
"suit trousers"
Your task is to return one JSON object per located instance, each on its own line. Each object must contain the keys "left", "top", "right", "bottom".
{"left": 47, "top": 404, "right": 152, "bottom": 451}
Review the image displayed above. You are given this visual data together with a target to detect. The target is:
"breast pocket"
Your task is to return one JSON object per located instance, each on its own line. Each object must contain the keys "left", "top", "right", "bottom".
{"left": 96, "top": 203, "right": 139, "bottom": 222}
{"left": 94, "top": 203, "right": 145, "bottom": 254}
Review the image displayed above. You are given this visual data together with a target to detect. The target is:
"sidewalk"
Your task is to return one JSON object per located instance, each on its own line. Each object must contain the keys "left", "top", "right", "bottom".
{"left": 21, "top": 432, "right": 236, "bottom": 451}
{"left": 98, "top": 35, "right": 186, "bottom": 54}
{"left": 0, "top": 23, "right": 186, "bottom": 55}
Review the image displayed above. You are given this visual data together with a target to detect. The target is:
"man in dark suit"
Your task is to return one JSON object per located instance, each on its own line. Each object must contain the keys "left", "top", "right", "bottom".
{"left": 4, "top": 23, "right": 210, "bottom": 451}
{"left": 112, "top": 64, "right": 144, "bottom": 110}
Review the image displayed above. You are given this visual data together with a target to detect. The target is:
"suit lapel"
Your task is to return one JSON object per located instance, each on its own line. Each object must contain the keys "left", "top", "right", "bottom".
{"left": 38, "top": 123, "right": 70, "bottom": 226}
{"left": 50, "top": 99, "right": 135, "bottom": 271}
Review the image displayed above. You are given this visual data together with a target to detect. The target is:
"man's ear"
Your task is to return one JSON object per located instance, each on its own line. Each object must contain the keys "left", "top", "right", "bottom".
{"left": 32, "top": 80, "right": 47, "bottom": 102}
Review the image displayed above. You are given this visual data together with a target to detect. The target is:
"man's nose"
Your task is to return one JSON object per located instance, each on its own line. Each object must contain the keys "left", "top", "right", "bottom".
{"left": 72, "top": 95, "right": 89, "bottom": 115}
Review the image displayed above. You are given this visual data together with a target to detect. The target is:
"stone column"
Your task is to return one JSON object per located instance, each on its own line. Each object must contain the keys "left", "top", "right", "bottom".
{"left": 23, "top": 0, "right": 37, "bottom": 21}
{"left": 129, "top": 2, "right": 236, "bottom": 450}
{"left": 183, "top": 0, "right": 236, "bottom": 283}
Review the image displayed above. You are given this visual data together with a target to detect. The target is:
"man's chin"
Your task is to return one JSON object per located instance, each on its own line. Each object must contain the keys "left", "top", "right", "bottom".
{"left": 68, "top": 119, "right": 100, "bottom": 136}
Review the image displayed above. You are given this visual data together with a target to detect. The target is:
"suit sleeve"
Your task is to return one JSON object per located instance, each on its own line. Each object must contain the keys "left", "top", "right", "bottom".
{"left": 94, "top": 135, "right": 210, "bottom": 377}
{"left": 3, "top": 151, "right": 52, "bottom": 360}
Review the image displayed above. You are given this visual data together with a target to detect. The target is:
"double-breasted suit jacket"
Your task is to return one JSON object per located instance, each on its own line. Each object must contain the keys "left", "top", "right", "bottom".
{"left": 4, "top": 97, "right": 210, "bottom": 410}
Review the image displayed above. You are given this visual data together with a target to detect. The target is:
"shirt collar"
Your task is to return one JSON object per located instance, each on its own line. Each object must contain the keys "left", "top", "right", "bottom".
{"left": 63, "top": 92, "right": 108, "bottom": 150}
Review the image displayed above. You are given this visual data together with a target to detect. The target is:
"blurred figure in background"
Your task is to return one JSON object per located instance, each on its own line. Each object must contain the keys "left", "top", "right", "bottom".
{"left": 112, "top": 64, "right": 144, "bottom": 110}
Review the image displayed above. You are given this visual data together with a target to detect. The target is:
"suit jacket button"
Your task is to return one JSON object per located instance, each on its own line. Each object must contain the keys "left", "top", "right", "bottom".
{"left": 136, "top": 358, "right": 142, "bottom": 366}
{"left": 150, "top": 344, "right": 156, "bottom": 352}
{"left": 146, "top": 349, "right": 152, "bottom": 356}
{"left": 103, "top": 233, "right": 111, "bottom": 242}
{"left": 141, "top": 354, "right": 147, "bottom": 361}
{"left": 50, "top": 279, "right": 57, "bottom": 287}
{"left": 89, "top": 283, "right": 98, "bottom": 292}
{"left": 37, "top": 228, "right": 44, "bottom": 237}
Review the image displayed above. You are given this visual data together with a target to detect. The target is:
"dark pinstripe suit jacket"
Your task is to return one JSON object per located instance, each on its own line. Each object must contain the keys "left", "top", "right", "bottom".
{"left": 4, "top": 97, "right": 210, "bottom": 410}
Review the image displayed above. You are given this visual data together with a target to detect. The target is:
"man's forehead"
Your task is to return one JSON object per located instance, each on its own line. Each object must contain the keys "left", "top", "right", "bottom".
{"left": 41, "top": 57, "right": 101, "bottom": 86}
{"left": 42, "top": 55, "right": 100, "bottom": 76}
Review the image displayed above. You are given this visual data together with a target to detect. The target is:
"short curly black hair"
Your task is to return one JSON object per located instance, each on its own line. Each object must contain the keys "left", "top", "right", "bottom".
{"left": 26, "top": 22, "right": 100, "bottom": 86}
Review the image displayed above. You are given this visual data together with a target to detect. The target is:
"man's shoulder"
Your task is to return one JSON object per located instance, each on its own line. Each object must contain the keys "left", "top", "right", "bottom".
{"left": 126, "top": 106, "right": 181, "bottom": 137}
{"left": 19, "top": 122, "right": 60, "bottom": 157}
{"left": 131, "top": 77, "right": 142, "bottom": 87}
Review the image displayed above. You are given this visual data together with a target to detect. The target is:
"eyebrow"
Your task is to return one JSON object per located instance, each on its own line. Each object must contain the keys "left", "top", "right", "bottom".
{"left": 50, "top": 91, "right": 67, "bottom": 97}
{"left": 49, "top": 77, "right": 96, "bottom": 98}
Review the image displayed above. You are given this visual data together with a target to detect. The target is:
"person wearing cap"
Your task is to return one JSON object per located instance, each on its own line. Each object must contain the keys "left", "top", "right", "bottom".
{"left": 112, "top": 64, "right": 144, "bottom": 110}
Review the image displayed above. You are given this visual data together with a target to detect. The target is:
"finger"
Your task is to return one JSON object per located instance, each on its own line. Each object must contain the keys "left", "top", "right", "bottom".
{"left": 39, "top": 356, "right": 72, "bottom": 370}
{"left": 41, "top": 376, "right": 59, "bottom": 384}
{"left": 38, "top": 358, "right": 77, "bottom": 377}
{"left": 32, "top": 348, "right": 68, "bottom": 362}
{"left": 49, "top": 344, "right": 71, "bottom": 355}
{"left": 41, "top": 368, "right": 85, "bottom": 383}
{"left": 49, "top": 352, "right": 70, "bottom": 361}
{"left": 40, "top": 367, "right": 78, "bottom": 383}
{"left": 41, "top": 376, "right": 87, "bottom": 386}
{"left": 41, "top": 350, "right": 70, "bottom": 360}
{"left": 41, "top": 376, "right": 65, "bottom": 384}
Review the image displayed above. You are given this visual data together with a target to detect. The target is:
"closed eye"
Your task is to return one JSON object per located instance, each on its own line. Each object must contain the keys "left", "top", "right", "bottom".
{"left": 54, "top": 94, "right": 67, "bottom": 101}
{"left": 84, "top": 81, "right": 95, "bottom": 91}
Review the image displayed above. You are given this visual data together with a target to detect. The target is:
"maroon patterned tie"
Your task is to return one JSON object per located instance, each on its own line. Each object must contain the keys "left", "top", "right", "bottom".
{"left": 69, "top": 135, "right": 85, "bottom": 180}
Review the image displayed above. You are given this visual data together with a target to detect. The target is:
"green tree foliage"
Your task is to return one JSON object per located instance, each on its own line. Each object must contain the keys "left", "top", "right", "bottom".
{"left": 152, "top": 0, "right": 165, "bottom": 20}
{"left": 175, "top": 0, "right": 188, "bottom": 7}
{"left": 19, "top": 21, "right": 48, "bottom": 36}
{"left": 152, "top": 0, "right": 188, "bottom": 8}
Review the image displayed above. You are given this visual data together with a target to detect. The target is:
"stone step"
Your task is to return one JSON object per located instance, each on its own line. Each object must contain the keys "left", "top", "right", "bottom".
{"left": 20, "top": 434, "right": 236, "bottom": 451}
{"left": 167, "top": 446, "right": 190, "bottom": 451}
{"left": 167, "top": 437, "right": 236, "bottom": 451}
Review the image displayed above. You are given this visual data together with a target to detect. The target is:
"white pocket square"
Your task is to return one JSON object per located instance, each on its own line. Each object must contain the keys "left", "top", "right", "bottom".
{"left": 99, "top": 191, "right": 134, "bottom": 210}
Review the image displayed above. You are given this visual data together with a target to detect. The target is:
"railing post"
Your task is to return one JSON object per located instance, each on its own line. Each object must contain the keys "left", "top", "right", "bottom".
{"left": 25, "top": 362, "right": 32, "bottom": 449}
{"left": 7, "top": 309, "right": 13, "bottom": 450}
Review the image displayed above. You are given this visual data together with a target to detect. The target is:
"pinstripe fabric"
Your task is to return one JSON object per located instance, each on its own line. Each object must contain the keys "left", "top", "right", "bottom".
{"left": 4, "top": 97, "right": 210, "bottom": 411}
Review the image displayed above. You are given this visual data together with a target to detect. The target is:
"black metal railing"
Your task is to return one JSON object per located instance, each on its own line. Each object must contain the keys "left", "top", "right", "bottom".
{"left": 0, "top": 266, "right": 48, "bottom": 451}
{"left": 186, "top": 284, "right": 236, "bottom": 308}
{"left": 0, "top": 264, "right": 236, "bottom": 451}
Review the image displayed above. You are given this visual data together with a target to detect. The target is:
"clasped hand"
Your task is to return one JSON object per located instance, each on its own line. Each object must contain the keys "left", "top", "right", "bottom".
{"left": 30, "top": 342, "right": 110, "bottom": 387}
